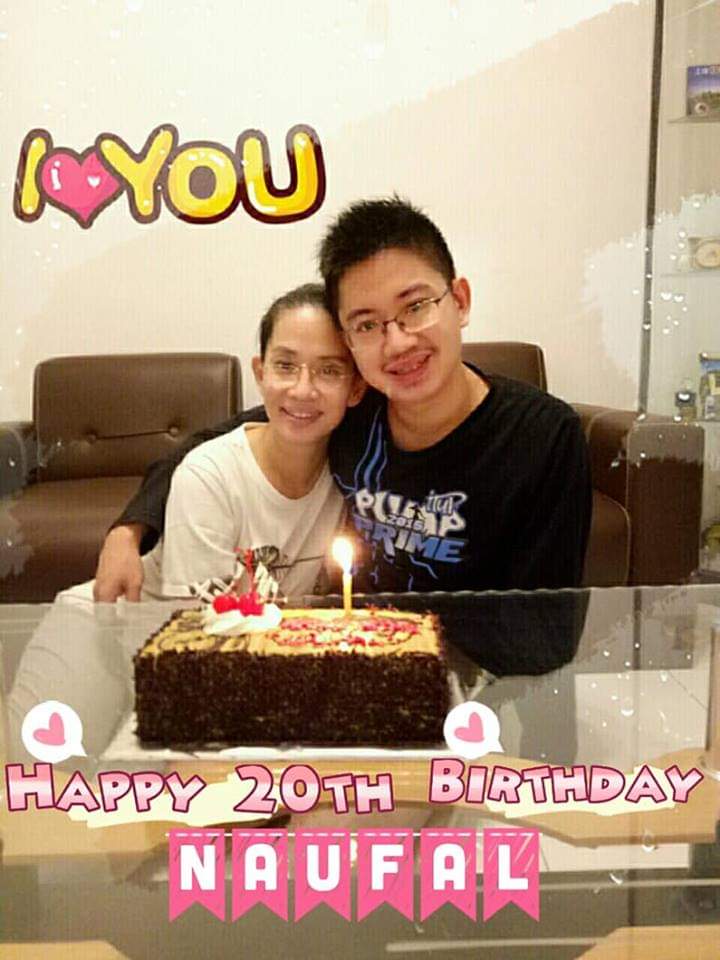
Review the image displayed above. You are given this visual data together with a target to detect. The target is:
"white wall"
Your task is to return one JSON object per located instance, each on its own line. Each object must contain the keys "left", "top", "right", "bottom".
{"left": 0, "top": 0, "right": 653, "bottom": 419}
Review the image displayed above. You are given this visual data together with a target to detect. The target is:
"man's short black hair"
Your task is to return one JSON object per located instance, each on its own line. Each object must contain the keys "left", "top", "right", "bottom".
{"left": 318, "top": 196, "right": 456, "bottom": 318}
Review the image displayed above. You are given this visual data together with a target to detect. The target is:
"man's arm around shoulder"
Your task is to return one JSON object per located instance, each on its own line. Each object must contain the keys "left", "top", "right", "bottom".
{"left": 93, "top": 409, "right": 261, "bottom": 601}
{"left": 93, "top": 522, "right": 146, "bottom": 602}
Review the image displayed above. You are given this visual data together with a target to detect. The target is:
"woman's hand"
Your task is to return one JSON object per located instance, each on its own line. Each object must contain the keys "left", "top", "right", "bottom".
{"left": 93, "top": 523, "right": 146, "bottom": 602}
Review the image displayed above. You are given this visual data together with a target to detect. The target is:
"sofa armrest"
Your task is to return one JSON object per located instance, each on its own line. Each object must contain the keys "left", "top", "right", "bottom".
{"left": 0, "top": 421, "right": 37, "bottom": 497}
{"left": 573, "top": 403, "right": 704, "bottom": 585}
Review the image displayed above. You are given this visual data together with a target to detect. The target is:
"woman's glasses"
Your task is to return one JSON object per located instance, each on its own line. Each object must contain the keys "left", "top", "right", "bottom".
{"left": 267, "top": 359, "right": 353, "bottom": 387}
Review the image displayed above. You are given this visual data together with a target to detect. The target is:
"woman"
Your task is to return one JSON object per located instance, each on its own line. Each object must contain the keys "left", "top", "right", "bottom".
{"left": 139, "top": 282, "right": 365, "bottom": 599}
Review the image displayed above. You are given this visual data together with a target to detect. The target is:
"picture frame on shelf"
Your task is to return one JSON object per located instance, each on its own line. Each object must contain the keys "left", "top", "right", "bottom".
{"left": 699, "top": 353, "right": 720, "bottom": 420}
{"left": 687, "top": 64, "right": 720, "bottom": 117}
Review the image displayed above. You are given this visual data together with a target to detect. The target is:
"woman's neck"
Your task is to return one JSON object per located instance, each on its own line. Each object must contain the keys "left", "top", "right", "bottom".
{"left": 388, "top": 365, "right": 489, "bottom": 451}
{"left": 246, "top": 424, "right": 328, "bottom": 499}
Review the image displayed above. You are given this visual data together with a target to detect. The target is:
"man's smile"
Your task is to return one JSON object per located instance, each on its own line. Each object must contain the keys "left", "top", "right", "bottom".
{"left": 383, "top": 350, "right": 433, "bottom": 382}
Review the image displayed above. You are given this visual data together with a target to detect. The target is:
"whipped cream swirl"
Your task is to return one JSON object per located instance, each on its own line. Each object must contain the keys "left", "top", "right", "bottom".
{"left": 202, "top": 602, "right": 283, "bottom": 637}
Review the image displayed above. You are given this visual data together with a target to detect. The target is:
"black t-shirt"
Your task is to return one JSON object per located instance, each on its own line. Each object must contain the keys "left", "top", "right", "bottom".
{"left": 116, "top": 365, "right": 591, "bottom": 592}
{"left": 329, "top": 368, "right": 591, "bottom": 592}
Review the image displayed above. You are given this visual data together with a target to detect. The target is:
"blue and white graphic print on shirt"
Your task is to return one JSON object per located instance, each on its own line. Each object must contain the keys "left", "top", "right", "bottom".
{"left": 333, "top": 408, "right": 468, "bottom": 590}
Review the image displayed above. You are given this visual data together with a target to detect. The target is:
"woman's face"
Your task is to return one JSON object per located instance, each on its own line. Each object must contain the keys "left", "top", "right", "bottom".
{"left": 252, "top": 304, "right": 364, "bottom": 445}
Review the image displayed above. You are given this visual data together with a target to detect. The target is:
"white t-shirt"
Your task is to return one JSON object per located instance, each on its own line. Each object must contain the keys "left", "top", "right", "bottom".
{"left": 141, "top": 424, "right": 344, "bottom": 599}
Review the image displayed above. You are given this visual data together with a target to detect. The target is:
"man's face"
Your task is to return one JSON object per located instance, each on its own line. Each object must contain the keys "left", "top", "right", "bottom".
{"left": 336, "top": 247, "right": 470, "bottom": 406}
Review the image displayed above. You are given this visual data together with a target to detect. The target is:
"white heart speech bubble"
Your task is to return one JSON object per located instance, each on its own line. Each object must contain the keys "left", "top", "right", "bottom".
{"left": 443, "top": 701, "right": 503, "bottom": 760}
{"left": 21, "top": 700, "right": 87, "bottom": 764}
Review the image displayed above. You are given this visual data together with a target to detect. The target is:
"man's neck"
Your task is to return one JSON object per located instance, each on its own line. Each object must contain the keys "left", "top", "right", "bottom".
{"left": 387, "top": 364, "right": 489, "bottom": 451}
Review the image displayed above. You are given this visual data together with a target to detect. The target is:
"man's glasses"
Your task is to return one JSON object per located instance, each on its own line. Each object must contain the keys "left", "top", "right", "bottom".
{"left": 344, "top": 286, "right": 452, "bottom": 349}
{"left": 267, "top": 359, "right": 353, "bottom": 388}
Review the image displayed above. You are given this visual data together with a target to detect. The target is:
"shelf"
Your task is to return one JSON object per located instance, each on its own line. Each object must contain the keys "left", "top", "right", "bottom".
{"left": 669, "top": 114, "right": 720, "bottom": 124}
{"left": 659, "top": 271, "right": 720, "bottom": 278}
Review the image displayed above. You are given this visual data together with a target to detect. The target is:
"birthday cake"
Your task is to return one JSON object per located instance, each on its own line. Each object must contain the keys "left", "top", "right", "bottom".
{"left": 134, "top": 603, "right": 449, "bottom": 746}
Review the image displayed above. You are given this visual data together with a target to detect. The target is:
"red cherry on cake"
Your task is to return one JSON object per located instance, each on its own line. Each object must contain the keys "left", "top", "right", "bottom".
{"left": 238, "top": 592, "right": 264, "bottom": 616}
{"left": 213, "top": 594, "right": 238, "bottom": 614}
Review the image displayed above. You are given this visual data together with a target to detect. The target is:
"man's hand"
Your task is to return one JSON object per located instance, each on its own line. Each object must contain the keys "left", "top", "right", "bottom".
{"left": 93, "top": 523, "right": 147, "bottom": 602}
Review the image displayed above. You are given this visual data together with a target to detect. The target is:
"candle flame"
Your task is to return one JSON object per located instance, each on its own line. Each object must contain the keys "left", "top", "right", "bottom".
{"left": 331, "top": 536, "right": 354, "bottom": 574}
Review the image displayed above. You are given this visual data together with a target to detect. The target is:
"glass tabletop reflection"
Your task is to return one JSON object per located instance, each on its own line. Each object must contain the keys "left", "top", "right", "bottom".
{"left": 2, "top": 584, "right": 720, "bottom": 959}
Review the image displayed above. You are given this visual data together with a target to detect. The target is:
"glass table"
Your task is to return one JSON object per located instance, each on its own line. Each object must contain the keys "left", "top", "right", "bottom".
{"left": 2, "top": 585, "right": 720, "bottom": 959}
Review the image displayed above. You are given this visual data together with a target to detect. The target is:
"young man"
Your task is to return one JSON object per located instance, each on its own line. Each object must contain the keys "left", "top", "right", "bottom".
{"left": 94, "top": 197, "right": 591, "bottom": 601}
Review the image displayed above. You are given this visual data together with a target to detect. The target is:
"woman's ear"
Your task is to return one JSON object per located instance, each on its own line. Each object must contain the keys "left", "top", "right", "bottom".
{"left": 251, "top": 355, "right": 264, "bottom": 387}
{"left": 347, "top": 373, "right": 367, "bottom": 408}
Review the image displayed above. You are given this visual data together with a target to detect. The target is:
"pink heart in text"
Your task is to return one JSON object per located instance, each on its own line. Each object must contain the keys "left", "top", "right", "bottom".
{"left": 40, "top": 150, "right": 121, "bottom": 226}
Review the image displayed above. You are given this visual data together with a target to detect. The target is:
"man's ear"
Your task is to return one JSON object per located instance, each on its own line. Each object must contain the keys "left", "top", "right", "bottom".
{"left": 347, "top": 373, "right": 367, "bottom": 408}
{"left": 452, "top": 277, "right": 471, "bottom": 329}
{"left": 251, "top": 355, "right": 264, "bottom": 386}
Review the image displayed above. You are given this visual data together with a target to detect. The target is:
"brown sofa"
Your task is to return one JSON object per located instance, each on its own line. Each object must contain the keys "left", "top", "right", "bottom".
{"left": 0, "top": 353, "right": 241, "bottom": 602}
{"left": 0, "top": 344, "right": 704, "bottom": 601}
{"left": 461, "top": 341, "right": 705, "bottom": 587}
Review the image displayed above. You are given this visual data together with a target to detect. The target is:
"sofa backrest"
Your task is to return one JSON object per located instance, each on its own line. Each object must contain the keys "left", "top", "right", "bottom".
{"left": 34, "top": 353, "right": 242, "bottom": 481}
{"left": 461, "top": 341, "right": 547, "bottom": 391}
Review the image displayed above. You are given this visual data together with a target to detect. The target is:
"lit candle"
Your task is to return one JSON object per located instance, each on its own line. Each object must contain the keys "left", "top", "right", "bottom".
{"left": 331, "top": 537, "right": 354, "bottom": 616}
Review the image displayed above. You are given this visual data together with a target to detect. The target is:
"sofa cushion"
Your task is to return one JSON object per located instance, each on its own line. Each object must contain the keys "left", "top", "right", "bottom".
{"left": 34, "top": 353, "right": 241, "bottom": 481}
{"left": 461, "top": 341, "right": 547, "bottom": 390}
{"left": 0, "top": 476, "right": 143, "bottom": 602}
{"left": 582, "top": 490, "right": 630, "bottom": 587}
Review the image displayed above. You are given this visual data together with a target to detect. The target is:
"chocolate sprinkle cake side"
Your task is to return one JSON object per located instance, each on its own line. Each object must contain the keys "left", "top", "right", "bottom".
{"left": 134, "top": 608, "right": 450, "bottom": 746}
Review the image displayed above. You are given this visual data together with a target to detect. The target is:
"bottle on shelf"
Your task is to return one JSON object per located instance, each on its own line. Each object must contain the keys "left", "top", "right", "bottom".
{"left": 675, "top": 379, "right": 697, "bottom": 421}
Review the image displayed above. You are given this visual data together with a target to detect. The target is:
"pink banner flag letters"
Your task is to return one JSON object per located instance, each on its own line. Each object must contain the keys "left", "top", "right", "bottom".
{"left": 168, "top": 829, "right": 225, "bottom": 921}
{"left": 356, "top": 829, "right": 414, "bottom": 921}
{"left": 483, "top": 828, "right": 540, "bottom": 921}
{"left": 420, "top": 829, "right": 477, "bottom": 921}
{"left": 232, "top": 829, "right": 289, "bottom": 920}
{"left": 294, "top": 830, "right": 352, "bottom": 921}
